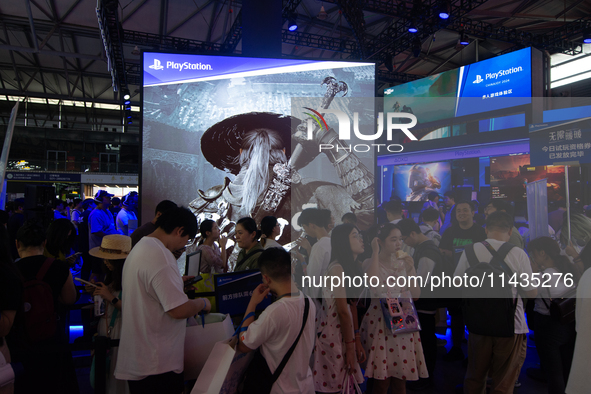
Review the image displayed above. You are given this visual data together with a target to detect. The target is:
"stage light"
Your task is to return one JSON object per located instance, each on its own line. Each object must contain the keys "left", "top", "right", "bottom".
{"left": 124, "top": 100, "right": 131, "bottom": 105}
{"left": 317, "top": 6, "right": 328, "bottom": 20}
{"left": 128, "top": 121, "right": 133, "bottom": 124}
{"left": 125, "top": 106, "right": 131, "bottom": 110}
{"left": 288, "top": 17, "right": 298, "bottom": 31}
{"left": 408, "top": 20, "right": 418, "bottom": 34}
{"left": 437, "top": 1, "right": 450, "bottom": 20}
{"left": 127, "top": 115, "right": 132, "bottom": 119}
{"left": 583, "top": 27, "right": 591, "bottom": 44}
{"left": 123, "top": 93, "right": 130, "bottom": 100}
{"left": 460, "top": 32, "right": 469, "bottom": 45}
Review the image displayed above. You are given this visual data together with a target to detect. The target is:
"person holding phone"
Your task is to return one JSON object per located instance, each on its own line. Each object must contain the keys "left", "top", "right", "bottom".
{"left": 88, "top": 234, "right": 131, "bottom": 394}
{"left": 115, "top": 207, "right": 210, "bottom": 394}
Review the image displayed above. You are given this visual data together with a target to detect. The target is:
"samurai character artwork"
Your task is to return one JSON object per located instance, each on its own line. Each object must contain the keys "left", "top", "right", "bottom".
{"left": 187, "top": 77, "right": 375, "bottom": 267}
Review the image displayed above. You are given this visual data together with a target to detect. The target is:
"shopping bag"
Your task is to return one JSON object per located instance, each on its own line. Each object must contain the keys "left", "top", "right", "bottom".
{"left": 380, "top": 290, "right": 421, "bottom": 334}
{"left": 184, "top": 313, "right": 234, "bottom": 380}
{"left": 341, "top": 371, "right": 362, "bottom": 394}
{"left": 192, "top": 311, "right": 256, "bottom": 394}
{"left": 191, "top": 336, "right": 254, "bottom": 394}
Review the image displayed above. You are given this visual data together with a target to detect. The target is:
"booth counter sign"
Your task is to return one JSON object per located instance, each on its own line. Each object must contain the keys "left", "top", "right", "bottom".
{"left": 529, "top": 117, "right": 591, "bottom": 166}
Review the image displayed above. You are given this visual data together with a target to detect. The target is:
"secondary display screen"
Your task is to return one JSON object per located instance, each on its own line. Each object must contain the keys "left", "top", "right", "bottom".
{"left": 383, "top": 161, "right": 452, "bottom": 202}
{"left": 384, "top": 47, "right": 532, "bottom": 125}
{"left": 490, "top": 154, "right": 565, "bottom": 201}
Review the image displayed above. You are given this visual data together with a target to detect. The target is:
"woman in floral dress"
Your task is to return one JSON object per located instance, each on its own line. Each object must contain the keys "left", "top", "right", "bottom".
{"left": 360, "top": 223, "right": 428, "bottom": 394}
{"left": 313, "top": 223, "right": 366, "bottom": 392}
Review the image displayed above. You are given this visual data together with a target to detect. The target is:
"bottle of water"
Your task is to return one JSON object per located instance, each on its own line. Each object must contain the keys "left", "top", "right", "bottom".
{"left": 94, "top": 295, "right": 104, "bottom": 317}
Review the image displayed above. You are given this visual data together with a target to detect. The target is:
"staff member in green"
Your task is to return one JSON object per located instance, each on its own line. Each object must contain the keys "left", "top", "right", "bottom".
{"left": 234, "top": 217, "right": 263, "bottom": 271}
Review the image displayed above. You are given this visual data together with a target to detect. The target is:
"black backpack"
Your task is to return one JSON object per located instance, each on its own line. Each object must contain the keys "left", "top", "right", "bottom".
{"left": 462, "top": 241, "right": 518, "bottom": 338}
{"left": 23, "top": 258, "right": 57, "bottom": 343}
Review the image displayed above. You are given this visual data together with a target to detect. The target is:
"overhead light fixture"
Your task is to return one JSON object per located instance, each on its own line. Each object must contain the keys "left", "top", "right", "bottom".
{"left": 583, "top": 27, "right": 591, "bottom": 44}
{"left": 437, "top": 0, "right": 450, "bottom": 20}
{"left": 288, "top": 17, "right": 298, "bottom": 31}
{"left": 123, "top": 93, "right": 130, "bottom": 100}
{"left": 408, "top": 20, "right": 418, "bottom": 34}
{"left": 131, "top": 46, "right": 140, "bottom": 55}
{"left": 317, "top": 6, "right": 328, "bottom": 20}
{"left": 460, "top": 32, "right": 469, "bottom": 45}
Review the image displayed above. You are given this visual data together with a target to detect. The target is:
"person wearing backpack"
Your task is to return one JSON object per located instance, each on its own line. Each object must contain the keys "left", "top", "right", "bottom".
{"left": 398, "top": 218, "right": 450, "bottom": 390}
{"left": 454, "top": 211, "right": 537, "bottom": 394}
{"left": 11, "top": 220, "right": 78, "bottom": 394}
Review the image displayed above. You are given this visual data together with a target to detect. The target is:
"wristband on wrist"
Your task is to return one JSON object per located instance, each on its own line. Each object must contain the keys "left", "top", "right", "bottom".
{"left": 345, "top": 339, "right": 355, "bottom": 344}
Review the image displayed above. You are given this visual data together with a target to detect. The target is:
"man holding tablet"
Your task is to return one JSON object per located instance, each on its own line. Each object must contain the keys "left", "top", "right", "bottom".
{"left": 115, "top": 207, "right": 210, "bottom": 394}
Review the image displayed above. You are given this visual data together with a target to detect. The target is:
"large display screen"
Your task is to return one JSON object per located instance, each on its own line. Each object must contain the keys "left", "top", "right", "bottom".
{"left": 141, "top": 53, "right": 375, "bottom": 238}
{"left": 384, "top": 47, "right": 532, "bottom": 125}
{"left": 490, "top": 154, "right": 565, "bottom": 201}
{"left": 382, "top": 161, "right": 452, "bottom": 202}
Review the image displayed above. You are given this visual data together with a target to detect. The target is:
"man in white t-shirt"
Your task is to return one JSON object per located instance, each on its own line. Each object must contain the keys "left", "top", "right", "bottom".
{"left": 454, "top": 211, "right": 537, "bottom": 394}
{"left": 238, "top": 248, "right": 316, "bottom": 394}
{"left": 297, "top": 208, "right": 332, "bottom": 299}
{"left": 115, "top": 207, "right": 211, "bottom": 394}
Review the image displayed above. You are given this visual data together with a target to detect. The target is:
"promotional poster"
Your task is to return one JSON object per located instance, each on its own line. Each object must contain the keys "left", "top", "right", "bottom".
{"left": 142, "top": 53, "right": 375, "bottom": 255}
{"left": 383, "top": 162, "right": 452, "bottom": 202}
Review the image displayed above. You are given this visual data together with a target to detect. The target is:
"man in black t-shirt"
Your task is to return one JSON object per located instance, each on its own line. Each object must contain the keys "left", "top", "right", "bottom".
{"left": 440, "top": 200, "right": 487, "bottom": 264}
{"left": 439, "top": 200, "right": 487, "bottom": 362}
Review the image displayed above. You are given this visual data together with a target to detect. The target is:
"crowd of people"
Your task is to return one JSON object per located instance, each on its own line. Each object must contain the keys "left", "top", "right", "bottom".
{"left": 1, "top": 189, "right": 591, "bottom": 394}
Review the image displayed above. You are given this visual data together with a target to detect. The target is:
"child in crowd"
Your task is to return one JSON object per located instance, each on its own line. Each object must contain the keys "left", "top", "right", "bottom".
{"left": 313, "top": 223, "right": 366, "bottom": 392}
{"left": 197, "top": 219, "right": 228, "bottom": 273}
{"left": 361, "top": 223, "right": 427, "bottom": 394}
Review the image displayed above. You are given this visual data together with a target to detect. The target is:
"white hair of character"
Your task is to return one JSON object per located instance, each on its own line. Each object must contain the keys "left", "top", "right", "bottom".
{"left": 235, "top": 128, "right": 287, "bottom": 215}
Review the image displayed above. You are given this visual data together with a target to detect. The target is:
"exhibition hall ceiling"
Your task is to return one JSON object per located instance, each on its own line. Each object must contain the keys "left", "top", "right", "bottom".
{"left": 0, "top": 0, "right": 589, "bottom": 103}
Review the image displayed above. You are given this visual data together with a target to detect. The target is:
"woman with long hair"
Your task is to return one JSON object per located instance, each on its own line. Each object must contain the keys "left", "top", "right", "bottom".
{"left": 360, "top": 223, "right": 426, "bottom": 394}
{"left": 234, "top": 217, "right": 263, "bottom": 271}
{"left": 313, "top": 223, "right": 366, "bottom": 393}
{"left": 197, "top": 219, "right": 228, "bottom": 273}
{"left": 529, "top": 236, "right": 578, "bottom": 394}
{"left": 260, "top": 216, "right": 282, "bottom": 249}
{"left": 44, "top": 218, "right": 77, "bottom": 266}
{"left": 90, "top": 234, "right": 132, "bottom": 394}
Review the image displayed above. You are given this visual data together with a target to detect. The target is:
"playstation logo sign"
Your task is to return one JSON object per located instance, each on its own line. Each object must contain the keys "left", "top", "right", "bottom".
{"left": 473, "top": 75, "right": 483, "bottom": 84}
{"left": 149, "top": 59, "right": 164, "bottom": 70}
